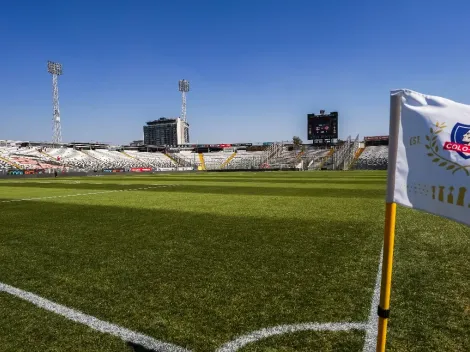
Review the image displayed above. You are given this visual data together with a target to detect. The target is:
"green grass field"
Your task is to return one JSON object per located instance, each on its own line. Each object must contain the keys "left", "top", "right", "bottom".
{"left": 0, "top": 171, "right": 468, "bottom": 351}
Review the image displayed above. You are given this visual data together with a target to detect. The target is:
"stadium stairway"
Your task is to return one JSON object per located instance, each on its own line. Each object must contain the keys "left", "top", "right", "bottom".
{"left": 198, "top": 153, "right": 206, "bottom": 170}
{"left": 220, "top": 152, "right": 237, "bottom": 169}
{"left": 349, "top": 147, "right": 365, "bottom": 169}
{"left": 163, "top": 153, "right": 177, "bottom": 164}
{"left": 121, "top": 151, "right": 140, "bottom": 161}
{"left": 80, "top": 150, "right": 100, "bottom": 161}
{"left": 0, "top": 155, "right": 22, "bottom": 169}
{"left": 120, "top": 151, "right": 153, "bottom": 167}
{"left": 169, "top": 153, "right": 190, "bottom": 167}
{"left": 318, "top": 148, "right": 335, "bottom": 169}
{"left": 39, "top": 150, "right": 56, "bottom": 161}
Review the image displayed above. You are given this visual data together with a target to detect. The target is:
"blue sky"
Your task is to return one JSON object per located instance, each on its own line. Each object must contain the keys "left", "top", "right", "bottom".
{"left": 1, "top": 0, "right": 470, "bottom": 145}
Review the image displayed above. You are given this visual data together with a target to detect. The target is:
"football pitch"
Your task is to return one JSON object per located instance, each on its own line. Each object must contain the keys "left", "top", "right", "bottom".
{"left": 0, "top": 171, "right": 468, "bottom": 351}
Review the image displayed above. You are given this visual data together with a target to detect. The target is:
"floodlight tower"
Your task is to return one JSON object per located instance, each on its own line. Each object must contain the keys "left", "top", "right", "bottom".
{"left": 178, "top": 79, "right": 190, "bottom": 122}
{"left": 47, "top": 61, "right": 63, "bottom": 145}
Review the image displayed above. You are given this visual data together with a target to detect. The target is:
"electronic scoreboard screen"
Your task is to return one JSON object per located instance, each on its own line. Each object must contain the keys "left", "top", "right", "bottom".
{"left": 307, "top": 112, "right": 338, "bottom": 140}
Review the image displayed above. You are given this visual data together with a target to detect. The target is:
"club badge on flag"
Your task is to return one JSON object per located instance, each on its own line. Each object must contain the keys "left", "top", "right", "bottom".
{"left": 389, "top": 89, "right": 470, "bottom": 226}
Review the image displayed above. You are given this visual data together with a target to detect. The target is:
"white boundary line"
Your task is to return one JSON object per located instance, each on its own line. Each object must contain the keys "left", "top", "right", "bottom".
{"left": 0, "top": 281, "right": 190, "bottom": 352}
{"left": 362, "top": 248, "right": 383, "bottom": 352}
{"left": 0, "top": 185, "right": 178, "bottom": 203}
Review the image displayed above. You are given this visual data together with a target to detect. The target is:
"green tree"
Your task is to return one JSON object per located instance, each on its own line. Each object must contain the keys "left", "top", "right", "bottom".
{"left": 293, "top": 136, "right": 303, "bottom": 150}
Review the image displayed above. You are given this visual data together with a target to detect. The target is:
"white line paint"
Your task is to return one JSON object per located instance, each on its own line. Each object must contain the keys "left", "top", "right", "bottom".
{"left": 362, "top": 248, "right": 384, "bottom": 352}
{"left": 0, "top": 282, "right": 191, "bottom": 352}
{"left": 215, "top": 322, "right": 367, "bottom": 352}
{"left": 0, "top": 185, "right": 178, "bottom": 203}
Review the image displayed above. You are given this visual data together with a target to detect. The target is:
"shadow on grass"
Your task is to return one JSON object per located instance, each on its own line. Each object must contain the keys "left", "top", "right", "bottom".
{"left": 115, "top": 177, "right": 387, "bottom": 185}
{"left": 126, "top": 342, "right": 155, "bottom": 352}
{"left": 0, "top": 175, "right": 387, "bottom": 185}
{"left": 0, "top": 183, "right": 384, "bottom": 199}
{"left": 0, "top": 200, "right": 383, "bottom": 351}
{"left": 167, "top": 177, "right": 386, "bottom": 185}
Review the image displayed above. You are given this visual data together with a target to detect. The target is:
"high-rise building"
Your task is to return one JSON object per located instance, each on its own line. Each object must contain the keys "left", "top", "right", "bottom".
{"left": 143, "top": 117, "right": 189, "bottom": 146}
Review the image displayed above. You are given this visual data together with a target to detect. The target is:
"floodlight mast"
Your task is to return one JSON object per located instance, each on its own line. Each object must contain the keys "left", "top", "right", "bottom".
{"left": 47, "top": 61, "right": 63, "bottom": 145}
{"left": 178, "top": 79, "right": 190, "bottom": 122}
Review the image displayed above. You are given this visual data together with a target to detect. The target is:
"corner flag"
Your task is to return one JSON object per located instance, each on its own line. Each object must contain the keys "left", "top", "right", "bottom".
{"left": 376, "top": 89, "right": 470, "bottom": 351}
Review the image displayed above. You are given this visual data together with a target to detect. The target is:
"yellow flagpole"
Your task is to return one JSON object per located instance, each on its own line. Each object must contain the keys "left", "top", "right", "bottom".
{"left": 376, "top": 202, "right": 397, "bottom": 351}
{"left": 376, "top": 91, "right": 401, "bottom": 351}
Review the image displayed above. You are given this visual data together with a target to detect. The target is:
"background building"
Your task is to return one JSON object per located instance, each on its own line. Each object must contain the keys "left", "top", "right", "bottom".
{"left": 129, "top": 140, "right": 144, "bottom": 147}
{"left": 143, "top": 117, "right": 189, "bottom": 146}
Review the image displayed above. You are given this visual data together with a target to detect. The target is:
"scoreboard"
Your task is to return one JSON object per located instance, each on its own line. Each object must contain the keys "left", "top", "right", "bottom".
{"left": 307, "top": 111, "right": 338, "bottom": 141}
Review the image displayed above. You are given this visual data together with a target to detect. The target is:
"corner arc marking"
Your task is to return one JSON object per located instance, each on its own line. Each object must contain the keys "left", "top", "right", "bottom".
{"left": 215, "top": 322, "right": 367, "bottom": 352}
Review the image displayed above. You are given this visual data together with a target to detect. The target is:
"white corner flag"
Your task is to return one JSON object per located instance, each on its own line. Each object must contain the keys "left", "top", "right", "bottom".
{"left": 388, "top": 89, "right": 470, "bottom": 226}
{"left": 377, "top": 89, "right": 470, "bottom": 352}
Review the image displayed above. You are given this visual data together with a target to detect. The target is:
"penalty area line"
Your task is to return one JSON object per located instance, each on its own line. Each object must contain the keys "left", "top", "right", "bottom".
{"left": 0, "top": 281, "right": 190, "bottom": 352}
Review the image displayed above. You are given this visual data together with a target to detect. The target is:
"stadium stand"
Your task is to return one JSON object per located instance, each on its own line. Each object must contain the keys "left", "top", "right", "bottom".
{"left": 306, "top": 148, "right": 333, "bottom": 170}
{"left": 0, "top": 144, "right": 334, "bottom": 173}
{"left": 125, "top": 150, "right": 177, "bottom": 169}
{"left": 226, "top": 150, "right": 265, "bottom": 169}
{"left": 48, "top": 148, "right": 177, "bottom": 171}
{"left": 0, "top": 137, "right": 389, "bottom": 175}
{"left": 0, "top": 158, "right": 9, "bottom": 172}
{"left": 47, "top": 148, "right": 98, "bottom": 170}
{"left": 175, "top": 151, "right": 199, "bottom": 166}
{"left": 203, "top": 151, "right": 236, "bottom": 170}
{"left": 0, "top": 146, "right": 59, "bottom": 170}
{"left": 220, "top": 152, "right": 237, "bottom": 168}
{"left": 354, "top": 145, "right": 388, "bottom": 170}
